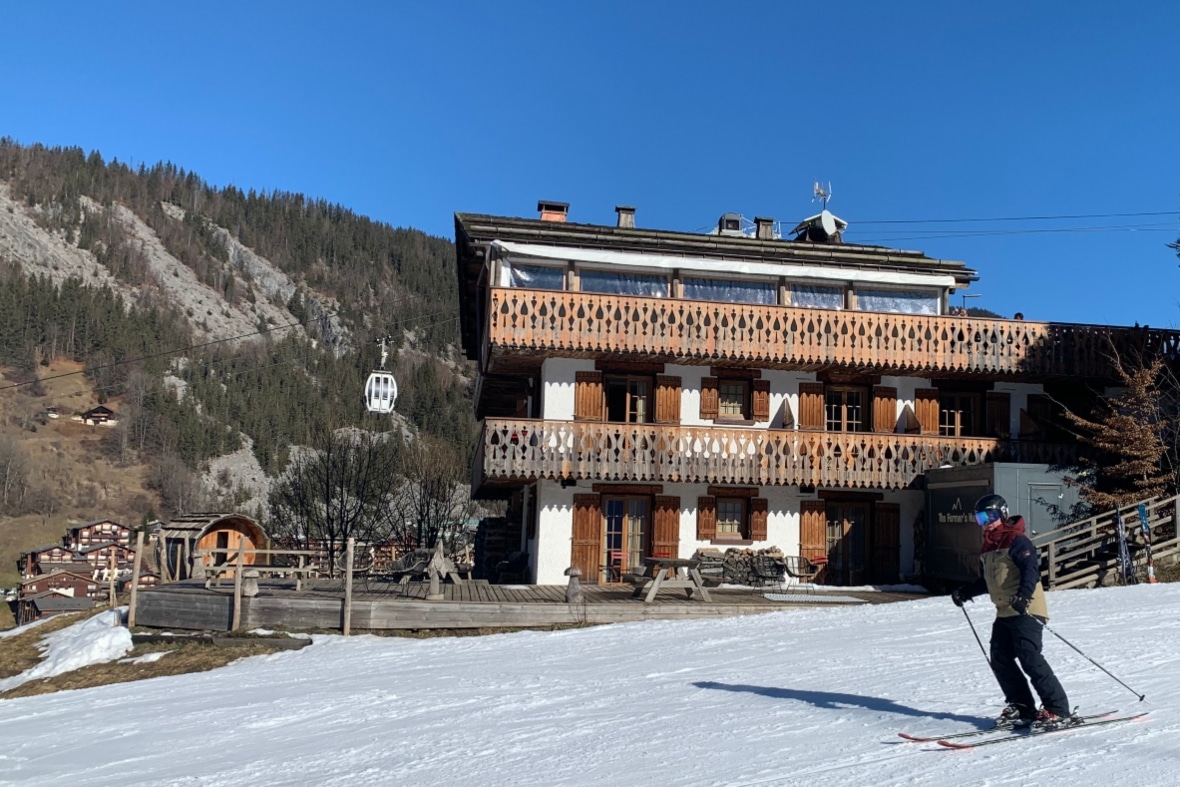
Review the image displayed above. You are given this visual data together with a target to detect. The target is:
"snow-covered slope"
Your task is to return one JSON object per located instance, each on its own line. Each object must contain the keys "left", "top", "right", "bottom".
{"left": 1, "top": 584, "right": 1176, "bottom": 786}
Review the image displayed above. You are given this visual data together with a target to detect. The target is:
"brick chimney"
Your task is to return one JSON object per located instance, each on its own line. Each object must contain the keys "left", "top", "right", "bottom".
{"left": 615, "top": 205, "right": 636, "bottom": 229}
{"left": 754, "top": 216, "right": 775, "bottom": 240}
{"left": 537, "top": 200, "right": 569, "bottom": 222}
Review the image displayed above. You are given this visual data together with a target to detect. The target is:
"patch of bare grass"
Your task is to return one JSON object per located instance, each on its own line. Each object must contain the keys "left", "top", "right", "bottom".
{"left": 0, "top": 611, "right": 94, "bottom": 679}
{"left": 1, "top": 638, "right": 293, "bottom": 699}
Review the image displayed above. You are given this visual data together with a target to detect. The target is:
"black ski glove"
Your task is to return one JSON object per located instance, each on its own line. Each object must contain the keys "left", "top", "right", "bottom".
{"left": 1009, "top": 594, "right": 1030, "bottom": 615}
{"left": 951, "top": 588, "right": 972, "bottom": 607}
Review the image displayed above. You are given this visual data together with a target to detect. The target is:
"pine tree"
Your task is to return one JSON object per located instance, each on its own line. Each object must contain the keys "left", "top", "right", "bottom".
{"left": 1061, "top": 352, "right": 1170, "bottom": 511}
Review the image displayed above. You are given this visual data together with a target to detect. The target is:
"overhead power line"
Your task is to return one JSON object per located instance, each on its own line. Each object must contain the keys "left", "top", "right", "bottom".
{"left": 854, "top": 210, "right": 1178, "bottom": 226}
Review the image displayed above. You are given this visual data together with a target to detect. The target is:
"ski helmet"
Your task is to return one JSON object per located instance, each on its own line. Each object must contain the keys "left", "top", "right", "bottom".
{"left": 974, "top": 494, "right": 1009, "bottom": 527}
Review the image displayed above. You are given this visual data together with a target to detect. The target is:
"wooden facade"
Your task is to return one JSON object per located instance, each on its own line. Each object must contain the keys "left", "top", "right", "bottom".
{"left": 454, "top": 208, "right": 1180, "bottom": 588}
{"left": 473, "top": 418, "right": 1075, "bottom": 492}
{"left": 482, "top": 288, "right": 1177, "bottom": 380}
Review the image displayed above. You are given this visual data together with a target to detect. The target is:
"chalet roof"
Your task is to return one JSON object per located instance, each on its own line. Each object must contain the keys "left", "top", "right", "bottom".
{"left": 21, "top": 569, "right": 95, "bottom": 586}
{"left": 454, "top": 211, "right": 978, "bottom": 361}
{"left": 29, "top": 595, "right": 96, "bottom": 613}
{"left": 22, "top": 544, "right": 66, "bottom": 556}
{"left": 83, "top": 405, "right": 115, "bottom": 416}
{"left": 68, "top": 519, "right": 129, "bottom": 532}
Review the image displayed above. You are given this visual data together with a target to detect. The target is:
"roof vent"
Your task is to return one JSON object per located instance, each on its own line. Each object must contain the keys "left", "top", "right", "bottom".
{"left": 790, "top": 209, "right": 847, "bottom": 244}
{"left": 537, "top": 200, "right": 569, "bottom": 223}
{"left": 615, "top": 205, "right": 636, "bottom": 229}
{"left": 717, "top": 212, "right": 744, "bottom": 237}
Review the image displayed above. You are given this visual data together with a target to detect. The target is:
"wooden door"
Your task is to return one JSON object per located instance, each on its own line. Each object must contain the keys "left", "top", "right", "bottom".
{"left": 572, "top": 495, "right": 603, "bottom": 584}
{"left": 825, "top": 502, "right": 869, "bottom": 585}
{"left": 800, "top": 501, "right": 827, "bottom": 563}
{"left": 602, "top": 496, "right": 650, "bottom": 582}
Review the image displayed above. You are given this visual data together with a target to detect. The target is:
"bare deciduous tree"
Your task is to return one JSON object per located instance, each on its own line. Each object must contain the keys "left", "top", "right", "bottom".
{"left": 386, "top": 435, "right": 476, "bottom": 554}
{"left": 267, "top": 423, "right": 399, "bottom": 575}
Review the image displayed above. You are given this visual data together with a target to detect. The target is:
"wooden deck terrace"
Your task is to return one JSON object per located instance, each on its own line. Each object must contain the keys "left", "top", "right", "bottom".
{"left": 133, "top": 578, "right": 925, "bottom": 633}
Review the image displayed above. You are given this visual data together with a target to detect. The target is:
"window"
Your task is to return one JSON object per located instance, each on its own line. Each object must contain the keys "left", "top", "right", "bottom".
{"left": 504, "top": 262, "right": 565, "bottom": 290}
{"left": 683, "top": 277, "right": 777, "bottom": 305}
{"left": 825, "top": 386, "right": 867, "bottom": 432}
{"left": 605, "top": 376, "right": 651, "bottom": 423}
{"left": 716, "top": 498, "right": 747, "bottom": 539}
{"left": 790, "top": 284, "right": 844, "bottom": 310}
{"left": 580, "top": 270, "right": 668, "bottom": 297}
{"left": 939, "top": 393, "right": 981, "bottom": 436}
{"left": 856, "top": 289, "right": 940, "bottom": 315}
{"left": 718, "top": 380, "right": 750, "bottom": 419}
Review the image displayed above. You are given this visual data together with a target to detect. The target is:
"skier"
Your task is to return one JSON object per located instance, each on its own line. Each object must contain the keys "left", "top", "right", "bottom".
{"left": 951, "top": 494, "right": 1078, "bottom": 730}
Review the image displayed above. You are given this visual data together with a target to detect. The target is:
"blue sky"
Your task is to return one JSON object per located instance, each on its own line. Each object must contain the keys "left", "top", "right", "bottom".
{"left": 2, "top": 1, "right": 1178, "bottom": 327}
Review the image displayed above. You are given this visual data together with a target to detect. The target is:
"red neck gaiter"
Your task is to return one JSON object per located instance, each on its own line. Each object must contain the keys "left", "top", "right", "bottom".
{"left": 981, "top": 515, "right": 1026, "bottom": 553}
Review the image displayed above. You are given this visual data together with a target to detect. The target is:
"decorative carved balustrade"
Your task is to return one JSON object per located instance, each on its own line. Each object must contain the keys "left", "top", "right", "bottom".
{"left": 474, "top": 419, "right": 1076, "bottom": 492}
{"left": 487, "top": 288, "right": 1180, "bottom": 377}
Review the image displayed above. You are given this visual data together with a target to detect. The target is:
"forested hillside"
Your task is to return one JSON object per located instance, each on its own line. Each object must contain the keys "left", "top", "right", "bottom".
{"left": 0, "top": 140, "right": 477, "bottom": 580}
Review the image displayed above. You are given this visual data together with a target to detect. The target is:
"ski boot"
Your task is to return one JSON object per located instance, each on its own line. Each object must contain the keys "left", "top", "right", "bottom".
{"left": 995, "top": 703, "right": 1036, "bottom": 729}
{"left": 1033, "top": 707, "right": 1082, "bottom": 731}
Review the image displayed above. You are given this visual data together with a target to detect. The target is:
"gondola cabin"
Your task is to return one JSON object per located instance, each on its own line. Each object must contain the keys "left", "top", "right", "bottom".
{"left": 364, "top": 371, "right": 398, "bottom": 414}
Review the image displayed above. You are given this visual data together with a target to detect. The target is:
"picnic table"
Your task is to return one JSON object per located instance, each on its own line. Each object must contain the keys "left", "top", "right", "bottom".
{"left": 628, "top": 557, "right": 712, "bottom": 603}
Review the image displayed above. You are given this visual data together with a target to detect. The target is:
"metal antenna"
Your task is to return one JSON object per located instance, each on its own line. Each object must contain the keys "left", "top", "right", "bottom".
{"left": 812, "top": 181, "right": 833, "bottom": 209}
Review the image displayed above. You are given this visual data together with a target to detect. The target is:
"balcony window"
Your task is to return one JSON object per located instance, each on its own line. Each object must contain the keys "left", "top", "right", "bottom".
{"left": 856, "top": 289, "right": 940, "bottom": 315}
{"left": 715, "top": 498, "right": 748, "bottom": 539}
{"left": 939, "top": 392, "right": 981, "bottom": 436}
{"left": 683, "top": 277, "right": 777, "bottom": 305}
{"left": 790, "top": 284, "right": 844, "bottom": 310}
{"left": 825, "top": 386, "right": 867, "bottom": 432}
{"left": 606, "top": 376, "right": 651, "bottom": 423}
{"left": 580, "top": 270, "right": 668, "bottom": 297}
{"left": 718, "top": 380, "right": 750, "bottom": 419}
{"left": 504, "top": 262, "right": 565, "bottom": 290}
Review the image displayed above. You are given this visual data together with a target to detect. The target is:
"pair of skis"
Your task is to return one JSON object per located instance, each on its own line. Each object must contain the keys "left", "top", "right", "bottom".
{"left": 898, "top": 710, "right": 1148, "bottom": 749}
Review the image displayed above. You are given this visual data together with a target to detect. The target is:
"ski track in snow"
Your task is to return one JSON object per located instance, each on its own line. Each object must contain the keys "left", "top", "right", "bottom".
{"left": 0, "top": 585, "right": 1177, "bottom": 786}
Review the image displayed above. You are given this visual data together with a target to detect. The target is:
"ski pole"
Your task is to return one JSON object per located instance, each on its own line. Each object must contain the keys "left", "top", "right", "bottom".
{"left": 1036, "top": 618, "right": 1146, "bottom": 702}
{"left": 961, "top": 604, "right": 991, "bottom": 667}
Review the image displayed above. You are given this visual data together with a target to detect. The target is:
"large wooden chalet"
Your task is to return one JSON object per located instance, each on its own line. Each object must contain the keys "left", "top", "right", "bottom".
{"left": 455, "top": 202, "right": 1180, "bottom": 587}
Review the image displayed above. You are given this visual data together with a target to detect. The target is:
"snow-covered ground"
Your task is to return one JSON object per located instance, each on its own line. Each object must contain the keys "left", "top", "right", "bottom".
{"left": 1, "top": 585, "right": 1177, "bottom": 786}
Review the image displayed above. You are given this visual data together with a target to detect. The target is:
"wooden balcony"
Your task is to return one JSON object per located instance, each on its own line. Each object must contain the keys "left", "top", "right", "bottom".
{"left": 472, "top": 418, "right": 1076, "bottom": 494}
{"left": 485, "top": 288, "right": 1179, "bottom": 378}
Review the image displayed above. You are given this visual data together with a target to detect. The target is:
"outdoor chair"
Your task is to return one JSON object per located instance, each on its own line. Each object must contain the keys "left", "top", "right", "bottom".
{"left": 782, "top": 555, "right": 828, "bottom": 592}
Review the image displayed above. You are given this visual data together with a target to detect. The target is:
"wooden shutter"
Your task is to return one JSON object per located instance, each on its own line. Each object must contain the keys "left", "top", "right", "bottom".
{"left": 700, "top": 377, "right": 719, "bottom": 420}
{"left": 655, "top": 376, "right": 682, "bottom": 424}
{"left": 750, "top": 498, "right": 769, "bottom": 541}
{"left": 986, "top": 391, "right": 1011, "bottom": 439}
{"left": 872, "top": 502, "right": 901, "bottom": 584}
{"left": 914, "top": 388, "right": 940, "bottom": 435}
{"left": 752, "top": 380, "right": 771, "bottom": 421}
{"left": 574, "top": 372, "right": 603, "bottom": 421}
{"left": 697, "top": 496, "right": 717, "bottom": 540}
{"left": 872, "top": 386, "right": 897, "bottom": 433}
{"left": 800, "top": 500, "right": 827, "bottom": 562}
{"left": 652, "top": 496, "right": 681, "bottom": 559}
{"left": 799, "top": 382, "right": 825, "bottom": 430}
{"left": 571, "top": 494, "right": 602, "bottom": 584}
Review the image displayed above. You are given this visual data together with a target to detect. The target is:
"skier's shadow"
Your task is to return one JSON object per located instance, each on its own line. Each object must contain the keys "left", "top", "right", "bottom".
{"left": 693, "top": 681, "right": 990, "bottom": 726}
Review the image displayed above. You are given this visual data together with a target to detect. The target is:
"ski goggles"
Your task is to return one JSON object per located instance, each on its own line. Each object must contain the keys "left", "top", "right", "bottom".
{"left": 975, "top": 509, "right": 1003, "bottom": 527}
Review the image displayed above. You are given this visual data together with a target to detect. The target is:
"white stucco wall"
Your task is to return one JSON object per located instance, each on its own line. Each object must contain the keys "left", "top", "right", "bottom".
{"left": 540, "top": 358, "right": 595, "bottom": 421}
{"left": 534, "top": 480, "right": 574, "bottom": 585}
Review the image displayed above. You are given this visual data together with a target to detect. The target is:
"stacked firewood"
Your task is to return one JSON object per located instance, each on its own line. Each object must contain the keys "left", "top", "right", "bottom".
{"left": 692, "top": 547, "right": 787, "bottom": 586}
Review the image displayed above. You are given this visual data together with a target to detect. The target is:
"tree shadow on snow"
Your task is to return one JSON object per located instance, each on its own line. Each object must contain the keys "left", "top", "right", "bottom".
{"left": 692, "top": 682, "right": 990, "bottom": 727}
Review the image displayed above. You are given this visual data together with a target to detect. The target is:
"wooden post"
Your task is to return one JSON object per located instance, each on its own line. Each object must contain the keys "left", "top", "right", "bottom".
{"left": 108, "top": 549, "right": 117, "bottom": 608}
{"left": 128, "top": 530, "right": 145, "bottom": 628}
{"left": 231, "top": 546, "right": 245, "bottom": 631}
{"left": 343, "top": 538, "right": 355, "bottom": 635}
{"left": 297, "top": 554, "right": 305, "bottom": 592}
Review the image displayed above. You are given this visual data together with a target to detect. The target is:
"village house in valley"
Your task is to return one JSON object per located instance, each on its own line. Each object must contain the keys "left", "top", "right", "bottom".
{"left": 454, "top": 201, "right": 1180, "bottom": 587}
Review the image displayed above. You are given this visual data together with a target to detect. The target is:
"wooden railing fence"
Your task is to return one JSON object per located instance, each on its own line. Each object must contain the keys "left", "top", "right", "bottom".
{"left": 487, "top": 288, "right": 1180, "bottom": 377}
{"left": 1038, "top": 495, "right": 1180, "bottom": 589}
{"left": 476, "top": 418, "right": 1075, "bottom": 491}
